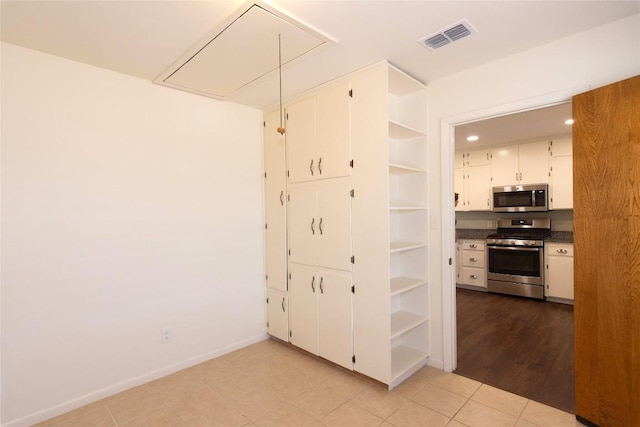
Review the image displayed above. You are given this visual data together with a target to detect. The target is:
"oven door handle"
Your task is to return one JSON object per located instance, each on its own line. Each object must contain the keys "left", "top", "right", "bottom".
{"left": 487, "top": 245, "right": 541, "bottom": 252}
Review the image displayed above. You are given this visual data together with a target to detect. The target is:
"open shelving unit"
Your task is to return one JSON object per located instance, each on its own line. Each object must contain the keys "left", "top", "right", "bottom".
{"left": 387, "top": 65, "right": 428, "bottom": 388}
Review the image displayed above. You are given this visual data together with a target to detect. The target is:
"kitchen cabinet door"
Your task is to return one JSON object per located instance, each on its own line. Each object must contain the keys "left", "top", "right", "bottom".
{"left": 550, "top": 155, "right": 573, "bottom": 209}
{"left": 518, "top": 140, "right": 550, "bottom": 185}
{"left": 454, "top": 167, "right": 464, "bottom": 212}
{"left": 289, "top": 264, "right": 319, "bottom": 354}
{"left": 317, "top": 178, "right": 352, "bottom": 271}
{"left": 316, "top": 82, "right": 351, "bottom": 180}
{"left": 491, "top": 145, "right": 519, "bottom": 186}
{"left": 546, "top": 243, "right": 574, "bottom": 300}
{"left": 465, "top": 165, "right": 492, "bottom": 211}
{"left": 267, "top": 288, "right": 289, "bottom": 342}
{"left": 318, "top": 271, "right": 353, "bottom": 369}
{"left": 286, "top": 97, "right": 316, "bottom": 183}
{"left": 264, "top": 110, "right": 287, "bottom": 291}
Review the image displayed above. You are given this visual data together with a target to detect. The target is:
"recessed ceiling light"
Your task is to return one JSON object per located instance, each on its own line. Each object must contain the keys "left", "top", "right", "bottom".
{"left": 467, "top": 135, "right": 479, "bottom": 142}
{"left": 565, "top": 119, "right": 574, "bottom": 125}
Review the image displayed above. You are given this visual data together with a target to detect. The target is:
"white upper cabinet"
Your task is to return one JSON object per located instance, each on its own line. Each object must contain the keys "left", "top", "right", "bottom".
{"left": 263, "top": 110, "right": 287, "bottom": 291}
{"left": 456, "top": 149, "right": 492, "bottom": 211}
{"left": 491, "top": 140, "right": 550, "bottom": 186}
{"left": 286, "top": 83, "right": 352, "bottom": 183}
{"left": 549, "top": 138, "right": 573, "bottom": 209}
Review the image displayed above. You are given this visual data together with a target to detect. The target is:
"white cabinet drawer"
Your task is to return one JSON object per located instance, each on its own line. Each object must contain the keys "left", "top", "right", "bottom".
{"left": 461, "top": 241, "right": 485, "bottom": 251}
{"left": 546, "top": 243, "right": 574, "bottom": 257}
{"left": 461, "top": 249, "right": 485, "bottom": 268}
{"left": 460, "top": 267, "right": 486, "bottom": 288}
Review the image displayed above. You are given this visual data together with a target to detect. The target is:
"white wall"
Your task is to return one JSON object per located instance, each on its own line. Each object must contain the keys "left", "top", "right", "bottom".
{"left": 427, "top": 14, "right": 640, "bottom": 369}
{"left": 1, "top": 43, "right": 266, "bottom": 426}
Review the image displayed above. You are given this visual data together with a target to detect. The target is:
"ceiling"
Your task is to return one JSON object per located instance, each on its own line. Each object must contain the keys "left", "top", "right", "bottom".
{"left": 1, "top": 1, "right": 638, "bottom": 145}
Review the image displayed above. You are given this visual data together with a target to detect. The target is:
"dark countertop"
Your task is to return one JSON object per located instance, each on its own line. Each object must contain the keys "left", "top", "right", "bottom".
{"left": 456, "top": 229, "right": 574, "bottom": 243}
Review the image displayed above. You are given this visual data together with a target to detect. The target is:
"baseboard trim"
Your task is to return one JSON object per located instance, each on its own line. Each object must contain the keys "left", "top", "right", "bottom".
{"left": 3, "top": 333, "right": 269, "bottom": 427}
{"left": 576, "top": 414, "right": 599, "bottom": 427}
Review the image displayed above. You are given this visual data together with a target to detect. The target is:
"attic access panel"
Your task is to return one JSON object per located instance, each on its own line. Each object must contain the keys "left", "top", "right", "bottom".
{"left": 155, "top": 1, "right": 334, "bottom": 100}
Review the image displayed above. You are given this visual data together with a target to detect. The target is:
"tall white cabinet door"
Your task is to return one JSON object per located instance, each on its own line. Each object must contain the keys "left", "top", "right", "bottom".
{"left": 267, "top": 289, "right": 289, "bottom": 342}
{"left": 264, "top": 110, "right": 287, "bottom": 291}
{"left": 317, "top": 179, "right": 352, "bottom": 271}
{"left": 287, "top": 97, "right": 316, "bottom": 183}
{"left": 289, "top": 264, "right": 319, "bottom": 355}
{"left": 316, "top": 82, "right": 352, "bottom": 180}
{"left": 465, "top": 165, "right": 492, "bottom": 211}
{"left": 318, "top": 271, "right": 353, "bottom": 370}
{"left": 454, "top": 168, "right": 464, "bottom": 212}
{"left": 491, "top": 145, "right": 520, "bottom": 186}
{"left": 518, "top": 140, "right": 550, "bottom": 185}
{"left": 288, "top": 183, "right": 318, "bottom": 266}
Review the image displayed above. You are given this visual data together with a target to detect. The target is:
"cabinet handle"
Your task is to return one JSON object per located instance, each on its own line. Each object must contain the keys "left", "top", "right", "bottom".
{"left": 318, "top": 157, "right": 323, "bottom": 175}
{"left": 311, "top": 276, "right": 315, "bottom": 293}
{"left": 311, "top": 218, "right": 315, "bottom": 235}
{"left": 319, "top": 218, "right": 323, "bottom": 235}
{"left": 319, "top": 277, "right": 324, "bottom": 294}
{"left": 310, "top": 159, "right": 314, "bottom": 176}
{"left": 280, "top": 190, "right": 284, "bottom": 206}
{"left": 469, "top": 257, "right": 477, "bottom": 262}
{"left": 470, "top": 274, "right": 478, "bottom": 279}
{"left": 470, "top": 244, "right": 477, "bottom": 248}
{"left": 557, "top": 248, "right": 568, "bottom": 254}
{"left": 281, "top": 297, "right": 286, "bottom": 312}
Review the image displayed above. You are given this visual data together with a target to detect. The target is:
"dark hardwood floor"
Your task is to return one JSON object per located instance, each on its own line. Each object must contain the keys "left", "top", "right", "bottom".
{"left": 455, "top": 288, "right": 575, "bottom": 413}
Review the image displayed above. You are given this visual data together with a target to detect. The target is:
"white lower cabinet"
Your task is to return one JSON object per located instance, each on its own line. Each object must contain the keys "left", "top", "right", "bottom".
{"left": 545, "top": 242, "right": 574, "bottom": 301}
{"left": 458, "top": 240, "right": 487, "bottom": 288}
{"left": 289, "top": 263, "right": 353, "bottom": 370}
{"left": 266, "top": 289, "right": 289, "bottom": 342}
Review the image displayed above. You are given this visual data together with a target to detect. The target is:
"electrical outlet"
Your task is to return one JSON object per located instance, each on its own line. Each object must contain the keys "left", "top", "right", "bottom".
{"left": 161, "top": 328, "right": 172, "bottom": 344}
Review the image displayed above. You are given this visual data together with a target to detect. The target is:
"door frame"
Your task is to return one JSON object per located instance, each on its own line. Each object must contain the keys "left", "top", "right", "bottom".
{"left": 439, "top": 86, "right": 588, "bottom": 372}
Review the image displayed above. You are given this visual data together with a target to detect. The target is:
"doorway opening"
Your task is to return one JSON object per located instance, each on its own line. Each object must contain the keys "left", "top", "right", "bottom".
{"left": 446, "top": 101, "right": 575, "bottom": 413}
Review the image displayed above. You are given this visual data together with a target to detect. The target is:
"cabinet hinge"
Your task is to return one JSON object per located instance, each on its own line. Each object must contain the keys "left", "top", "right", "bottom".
{"left": 351, "top": 285, "right": 355, "bottom": 294}
{"left": 352, "top": 355, "right": 356, "bottom": 364}
{"left": 350, "top": 189, "right": 355, "bottom": 198}
{"left": 288, "top": 249, "right": 291, "bottom": 256}
{"left": 350, "top": 159, "right": 354, "bottom": 168}
{"left": 263, "top": 121, "right": 266, "bottom": 127}
{"left": 289, "top": 330, "right": 292, "bottom": 338}
{"left": 266, "top": 274, "right": 268, "bottom": 281}
{"left": 267, "top": 321, "right": 269, "bottom": 327}
{"left": 449, "top": 258, "right": 452, "bottom": 266}
{"left": 287, "top": 194, "right": 290, "bottom": 202}
{"left": 264, "top": 172, "right": 267, "bottom": 178}
{"left": 286, "top": 113, "right": 289, "bottom": 120}
{"left": 287, "top": 170, "right": 290, "bottom": 177}
{"left": 266, "top": 297, "right": 269, "bottom": 304}
{"left": 265, "top": 223, "right": 268, "bottom": 230}
{"left": 349, "top": 89, "right": 353, "bottom": 98}
{"left": 351, "top": 255, "right": 355, "bottom": 264}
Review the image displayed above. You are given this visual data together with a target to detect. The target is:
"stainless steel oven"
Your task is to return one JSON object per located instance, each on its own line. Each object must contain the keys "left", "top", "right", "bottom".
{"left": 486, "top": 218, "right": 551, "bottom": 299}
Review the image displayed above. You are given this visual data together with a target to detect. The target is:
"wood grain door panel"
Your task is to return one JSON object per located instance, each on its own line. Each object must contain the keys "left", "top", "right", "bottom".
{"left": 573, "top": 75, "right": 640, "bottom": 426}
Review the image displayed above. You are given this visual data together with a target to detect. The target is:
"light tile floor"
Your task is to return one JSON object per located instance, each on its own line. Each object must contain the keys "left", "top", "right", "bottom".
{"left": 35, "top": 339, "right": 582, "bottom": 427}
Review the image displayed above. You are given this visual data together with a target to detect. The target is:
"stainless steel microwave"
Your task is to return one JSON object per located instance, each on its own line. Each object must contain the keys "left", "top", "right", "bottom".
{"left": 492, "top": 184, "right": 549, "bottom": 212}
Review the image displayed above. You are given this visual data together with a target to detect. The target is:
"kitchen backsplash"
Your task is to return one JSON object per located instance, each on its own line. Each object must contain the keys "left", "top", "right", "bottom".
{"left": 455, "top": 209, "right": 573, "bottom": 231}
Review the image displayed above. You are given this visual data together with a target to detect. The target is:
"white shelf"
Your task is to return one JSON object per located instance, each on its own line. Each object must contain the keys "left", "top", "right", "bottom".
{"left": 389, "top": 163, "right": 425, "bottom": 174}
{"left": 391, "top": 345, "right": 427, "bottom": 382}
{"left": 389, "top": 120, "right": 425, "bottom": 139}
{"left": 389, "top": 205, "right": 427, "bottom": 211}
{"left": 390, "top": 241, "right": 427, "bottom": 253}
{"left": 391, "top": 311, "right": 427, "bottom": 339}
{"left": 390, "top": 277, "right": 427, "bottom": 296}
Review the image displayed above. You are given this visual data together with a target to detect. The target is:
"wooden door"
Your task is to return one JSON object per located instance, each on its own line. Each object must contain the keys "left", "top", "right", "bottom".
{"left": 573, "top": 75, "right": 640, "bottom": 426}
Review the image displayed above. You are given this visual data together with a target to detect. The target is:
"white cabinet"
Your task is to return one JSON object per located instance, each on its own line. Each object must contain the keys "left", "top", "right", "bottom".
{"left": 264, "top": 110, "right": 287, "bottom": 292}
{"left": 549, "top": 138, "right": 573, "bottom": 210}
{"left": 287, "top": 178, "right": 352, "bottom": 272}
{"left": 491, "top": 140, "right": 550, "bottom": 186}
{"left": 455, "top": 149, "right": 491, "bottom": 211}
{"left": 457, "top": 240, "right": 487, "bottom": 288}
{"left": 351, "top": 62, "right": 428, "bottom": 388}
{"left": 266, "top": 288, "right": 289, "bottom": 342}
{"left": 289, "top": 263, "right": 353, "bottom": 369}
{"left": 286, "top": 82, "right": 351, "bottom": 183}
{"left": 545, "top": 242, "right": 574, "bottom": 301}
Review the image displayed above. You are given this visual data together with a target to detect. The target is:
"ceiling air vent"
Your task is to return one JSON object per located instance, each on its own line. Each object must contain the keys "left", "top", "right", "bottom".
{"left": 418, "top": 20, "right": 476, "bottom": 51}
